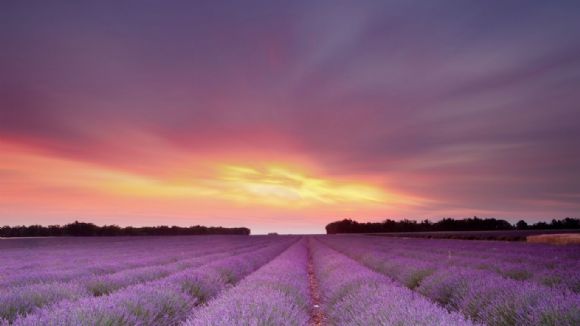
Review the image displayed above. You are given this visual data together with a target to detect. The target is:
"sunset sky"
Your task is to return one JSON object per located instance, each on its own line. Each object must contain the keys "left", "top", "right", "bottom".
{"left": 1, "top": 1, "right": 580, "bottom": 234}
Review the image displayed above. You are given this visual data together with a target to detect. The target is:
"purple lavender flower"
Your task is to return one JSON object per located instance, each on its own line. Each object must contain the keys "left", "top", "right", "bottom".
{"left": 185, "top": 241, "right": 310, "bottom": 326}
{"left": 321, "top": 235, "right": 580, "bottom": 326}
{"left": 310, "top": 239, "right": 475, "bottom": 325}
{"left": 8, "top": 237, "right": 295, "bottom": 325}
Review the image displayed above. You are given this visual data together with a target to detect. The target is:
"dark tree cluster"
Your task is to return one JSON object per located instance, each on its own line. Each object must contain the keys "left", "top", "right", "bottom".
{"left": 0, "top": 221, "right": 251, "bottom": 237}
{"left": 514, "top": 217, "right": 580, "bottom": 230}
{"left": 325, "top": 217, "right": 580, "bottom": 234}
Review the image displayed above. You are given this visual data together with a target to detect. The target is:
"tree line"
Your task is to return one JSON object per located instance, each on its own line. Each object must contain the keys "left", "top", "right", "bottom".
{"left": 0, "top": 221, "right": 251, "bottom": 237}
{"left": 325, "top": 217, "right": 580, "bottom": 234}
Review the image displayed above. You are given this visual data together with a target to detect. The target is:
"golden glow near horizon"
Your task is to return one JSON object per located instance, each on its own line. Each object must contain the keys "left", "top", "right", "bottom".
{"left": 0, "top": 141, "right": 410, "bottom": 213}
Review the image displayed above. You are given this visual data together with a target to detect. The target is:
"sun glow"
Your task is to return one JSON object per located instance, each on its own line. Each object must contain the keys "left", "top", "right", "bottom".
{"left": 215, "top": 164, "right": 388, "bottom": 206}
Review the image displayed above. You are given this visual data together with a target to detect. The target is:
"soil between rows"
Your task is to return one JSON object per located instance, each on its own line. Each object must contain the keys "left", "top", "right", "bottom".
{"left": 307, "top": 241, "right": 326, "bottom": 326}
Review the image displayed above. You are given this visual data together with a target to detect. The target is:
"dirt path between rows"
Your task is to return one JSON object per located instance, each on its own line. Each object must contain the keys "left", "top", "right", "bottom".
{"left": 307, "top": 241, "right": 326, "bottom": 326}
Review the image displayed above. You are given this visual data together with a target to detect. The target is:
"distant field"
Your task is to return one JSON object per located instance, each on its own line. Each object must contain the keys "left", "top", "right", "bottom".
{"left": 1, "top": 235, "right": 578, "bottom": 325}
{"left": 368, "top": 229, "right": 580, "bottom": 241}
{"left": 527, "top": 233, "right": 580, "bottom": 245}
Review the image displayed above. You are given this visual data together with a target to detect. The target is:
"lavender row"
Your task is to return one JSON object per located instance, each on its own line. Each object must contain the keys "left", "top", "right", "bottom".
{"left": 1, "top": 236, "right": 273, "bottom": 290}
{"left": 400, "top": 237, "right": 578, "bottom": 292}
{"left": 365, "top": 236, "right": 579, "bottom": 279}
{"left": 322, "top": 236, "right": 580, "bottom": 325}
{"left": 184, "top": 240, "right": 311, "bottom": 326}
{"left": 382, "top": 236, "right": 579, "bottom": 272}
{"left": 0, "top": 238, "right": 277, "bottom": 322}
{"left": 310, "top": 239, "right": 474, "bottom": 325}
{"left": 0, "top": 237, "right": 196, "bottom": 274}
{"left": 333, "top": 236, "right": 580, "bottom": 292}
{"left": 0, "top": 236, "right": 269, "bottom": 288}
{"left": 11, "top": 238, "right": 296, "bottom": 326}
{"left": 0, "top": 236, "right": 262, "bottom": 276}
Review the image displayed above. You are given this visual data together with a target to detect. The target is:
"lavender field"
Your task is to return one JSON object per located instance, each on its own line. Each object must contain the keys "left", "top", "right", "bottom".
{"left": 1, "top": 235, "right": 578, "bottom": 326}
